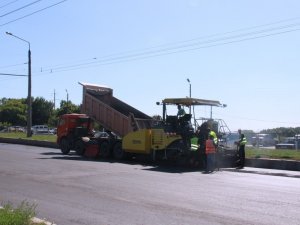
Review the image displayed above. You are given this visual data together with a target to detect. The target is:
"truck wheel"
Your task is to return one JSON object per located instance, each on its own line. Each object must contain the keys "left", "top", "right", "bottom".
{"left": 75, "top": 140, "right": 85, "bottom": 155}
{"left": 60, "top": 138, "right": 71, "bottom": 155}
{"left": 113, "top": 142, "right": 124, "bottom": 160}
{"left": 100, "top": 141, "right": 111, "bottom": 158}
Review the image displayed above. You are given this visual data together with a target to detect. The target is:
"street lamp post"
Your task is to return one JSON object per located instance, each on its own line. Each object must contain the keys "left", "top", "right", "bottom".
{"left": 65, "top": 89, "right": 69, "bottom": 113}
{"left": 186, "top": 78, "right": 191, "bottom": 114}
{"left": 6, "top": 32, "right": 32, "bottom": 137}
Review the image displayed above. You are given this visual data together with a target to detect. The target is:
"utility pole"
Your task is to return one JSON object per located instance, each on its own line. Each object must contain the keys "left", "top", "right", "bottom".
{"left": 53, "top": 89, "right": 56, "bottom": 110}
{"left": 66, "top": 89, "right": 69, "bottom": 113}
{"left": 6, "top": 32, "right": 32, "bottom": 137}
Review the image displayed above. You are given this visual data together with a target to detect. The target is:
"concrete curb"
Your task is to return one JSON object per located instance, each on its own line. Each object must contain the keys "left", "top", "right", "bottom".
{"left": 0, "top": 137, "right": 58, "bottom": 149}
{"left": 1, "top": 137, "right": 300, "bottom": 171}
{"left": 246, "top": 158, "right": 300, "bottom": 171}
{"left": 31, "top": 216, "right": 56, "bottom": 225}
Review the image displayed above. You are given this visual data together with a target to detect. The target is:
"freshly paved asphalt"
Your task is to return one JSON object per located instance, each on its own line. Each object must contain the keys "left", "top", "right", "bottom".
{"left": 0, "top": 143, "right": 300, "bottom": 225}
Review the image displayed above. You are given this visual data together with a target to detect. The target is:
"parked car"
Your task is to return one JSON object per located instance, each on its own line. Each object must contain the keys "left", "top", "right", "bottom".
{"left": 49, "top": 128, "right": 57, "bottom": 134}
{"left": 7, "top": 126, "right": 25, "bottom": 132}
{"left": 0, "top": 128, "right": 8, "bottom": 133}
{"left": 31, "top": 125, "right": 49, "bottom": 134}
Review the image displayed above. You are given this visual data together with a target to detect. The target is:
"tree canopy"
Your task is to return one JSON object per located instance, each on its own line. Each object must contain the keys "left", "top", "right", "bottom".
{"left": 0, "top": 97, "right": 80, "bottom": 127}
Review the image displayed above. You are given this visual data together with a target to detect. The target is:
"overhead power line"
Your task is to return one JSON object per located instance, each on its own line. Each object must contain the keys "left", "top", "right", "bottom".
{"left": 0, "top": 0, "right": 43, "bottom": 18}
{"left": 214, "top": 112, "right": 300, "bottom": 126}
{"left": 0, "top": 0, "right": 20, "bottom": 9}
{"left": 0, "top": 73, "right": 27, "bottom": 76}
{"left": 2, "top": 16, "right": 300, "bottom": 76}
{"left": 36, "top": 17, "right": 300, "bottom": 74}
{"left": 0, "top": 62, "right": 26, "bottom": 69}
{"left": 40, "top": 21, "right": 300, "bottom": 73}
{"left": 0, "top": 0, "right": 67, "bottom": 27}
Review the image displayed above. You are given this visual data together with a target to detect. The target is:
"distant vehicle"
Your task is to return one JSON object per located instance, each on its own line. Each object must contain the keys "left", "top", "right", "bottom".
{"left": 275, "top": 136, "right": 300, "bottom": 149}
{"left": 0, "top": 128, "right": 8, "bottom": 133}
{"left": 7, "top": 126, "right": 25, "bottom": 132}
{"left": 251, "top": 134, "right": 277, "bottom": 147}
{"left": 32, "top": 125, "right": 49, "bottom": 134}
{"left": 49, "top": 128, "right": 57, "bottom": 134}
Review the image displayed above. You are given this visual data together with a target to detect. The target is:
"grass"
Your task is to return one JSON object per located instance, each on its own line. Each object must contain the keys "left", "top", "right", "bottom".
{"left": 246, "top": 147, "right": 300, "bottom": 161}
{"left": 0, "top": 201, "right": 46, "bottom": 225}
{"left": 0, "top": 132, "right": 56, "bottom": 142}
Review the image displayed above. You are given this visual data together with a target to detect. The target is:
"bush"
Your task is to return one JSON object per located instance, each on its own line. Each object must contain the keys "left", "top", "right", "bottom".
{"left": 0, "top": 200, "right": 43, "bottom": 225}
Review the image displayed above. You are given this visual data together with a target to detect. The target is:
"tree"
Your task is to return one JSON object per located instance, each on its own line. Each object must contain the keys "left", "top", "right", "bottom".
{"left": 152, "top": 115, "right": 162, "bottom": 121}
{"left": 0, "top": 98, "right": 26, "bottom": 125}
{"left": 32, "top": 97, "right": 54, "bottom": 125}
{"left": 56, "top": 100, "right": 80, "bottom": 117}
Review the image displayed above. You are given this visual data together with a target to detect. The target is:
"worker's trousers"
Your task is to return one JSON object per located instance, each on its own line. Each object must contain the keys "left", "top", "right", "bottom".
{"left": 206, "top": 153, "right": 215, "bottom": 172}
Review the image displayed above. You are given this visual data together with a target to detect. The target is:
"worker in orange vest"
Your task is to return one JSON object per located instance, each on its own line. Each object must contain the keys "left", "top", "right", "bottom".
{"left": 205, "top": 134, "right": 217, "bottom": 173}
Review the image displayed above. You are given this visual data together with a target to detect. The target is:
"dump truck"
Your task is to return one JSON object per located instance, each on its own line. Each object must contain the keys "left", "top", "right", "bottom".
{"left": 57, "top": 82, "right": 235, "bottom": 166}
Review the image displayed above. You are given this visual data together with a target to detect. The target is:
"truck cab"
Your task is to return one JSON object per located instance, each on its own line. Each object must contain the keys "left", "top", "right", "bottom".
{"left": 57, "top": 114, "right": 93, "bottom": 154}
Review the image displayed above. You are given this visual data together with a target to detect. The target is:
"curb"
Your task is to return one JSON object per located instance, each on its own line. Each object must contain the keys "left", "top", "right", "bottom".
{"left": 0, "top": 137, "right": 58, "bottom": 149}
{"left": 246, "top": 158, "right": 300, "bottom": 171}
{"left": 32, "top": 217, "right": 56, "bottom": 225}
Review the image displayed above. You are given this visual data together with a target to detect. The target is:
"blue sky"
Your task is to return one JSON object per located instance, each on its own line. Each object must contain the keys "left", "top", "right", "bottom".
{"left": 1, "top": 0, "right": 300, "bottom": 132}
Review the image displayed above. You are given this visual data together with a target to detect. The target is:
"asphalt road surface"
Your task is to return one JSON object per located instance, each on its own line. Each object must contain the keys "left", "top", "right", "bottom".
{"left": 0, "top": 143, "right": 300, "bottom": 225}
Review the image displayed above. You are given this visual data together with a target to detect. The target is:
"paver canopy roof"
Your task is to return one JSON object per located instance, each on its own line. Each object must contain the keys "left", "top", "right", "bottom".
{"left": 162, "top": 98, "right": 223, "bottom": 107}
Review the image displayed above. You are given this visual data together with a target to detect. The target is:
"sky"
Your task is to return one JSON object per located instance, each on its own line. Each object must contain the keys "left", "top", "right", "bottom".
{"left": 1, "top": 0, "right": 300, "bottom": 132}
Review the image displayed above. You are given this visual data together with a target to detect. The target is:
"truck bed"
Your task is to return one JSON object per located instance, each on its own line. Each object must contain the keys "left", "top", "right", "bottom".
{"left": 80, "top": 82, "right": 153, "bottom": 137}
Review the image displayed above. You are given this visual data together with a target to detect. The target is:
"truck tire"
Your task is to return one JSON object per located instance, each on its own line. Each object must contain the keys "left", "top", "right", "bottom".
{"left": 100, "top": 141, "right": 111, "bottom": 158}
{"left": 75, "top": 140, "right": 85, "bottom": 155}
{"left": 60, "top": 138, "right": 71, "bottom": 155}
{"left": 113, "top": 142, "right": 124, "bottom": 160}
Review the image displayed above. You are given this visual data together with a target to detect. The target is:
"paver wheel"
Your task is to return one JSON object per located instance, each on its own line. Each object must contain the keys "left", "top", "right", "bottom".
{"left": 113, "top": 142, "right": 125, "bottom": 160}
{"left": 75, "top": 140, "right": 85, "bottom": 155}
{"left": 100, "top": 141, "right": 111, "bottom": 158}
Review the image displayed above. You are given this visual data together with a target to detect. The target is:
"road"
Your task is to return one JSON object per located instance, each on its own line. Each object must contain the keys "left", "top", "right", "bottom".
{"left": 0, "top": 143, "right": 300, "bottom": 225}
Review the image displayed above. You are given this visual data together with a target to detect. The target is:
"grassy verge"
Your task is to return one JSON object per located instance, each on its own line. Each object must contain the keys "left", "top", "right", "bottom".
{"left": 246, "top": 147, "right": 300, "bottom": 161}
{"left": 0, "top": 132, "right": 56, "bottom": 142}
{"left": 0, "top": 201, "right": 46, "bottom": 225}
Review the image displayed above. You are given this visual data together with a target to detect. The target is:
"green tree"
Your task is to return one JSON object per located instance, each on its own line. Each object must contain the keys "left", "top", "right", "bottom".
{"left": 32, "top": 97, "right": 54, "bottom": 125}
{"left": 48, "top": 110, "right": 58, "bottom": 127}
{"left": 152, "top": 115, "right": 162, "bottom": 121}
{"left": 56, "top": 100, "right": 80, "bottom": 116}
{"left": 0, "top": 98, "right": 26, "bottom": 125}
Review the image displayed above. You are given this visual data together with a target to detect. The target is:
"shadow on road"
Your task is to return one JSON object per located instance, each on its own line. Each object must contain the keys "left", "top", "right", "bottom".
{"left": 37, "top": 151, "right": 206, "bottom": 173}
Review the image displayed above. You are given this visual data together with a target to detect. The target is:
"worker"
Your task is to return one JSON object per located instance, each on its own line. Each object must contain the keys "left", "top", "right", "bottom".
{"left": 205, "top": 134, "right": 217, "bottom": 173}
{"left": 236, "top": 129, "right": 247, "bottom": 169}
{"left": 209, "top": 129, "right": 220, "bottom": 170}
{"left": 177, "top": 105, "right": 186, "bottom": 117}
{"left": 197, "top": 122, "right": 209, "bottom": 169}
{"left": 209, "top": 129, "right": 218, "bottom": 145}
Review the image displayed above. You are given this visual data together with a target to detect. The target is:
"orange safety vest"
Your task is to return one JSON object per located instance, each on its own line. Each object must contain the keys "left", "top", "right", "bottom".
{"left": 205, "top": 139, "right": 216, "bottom": 154}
